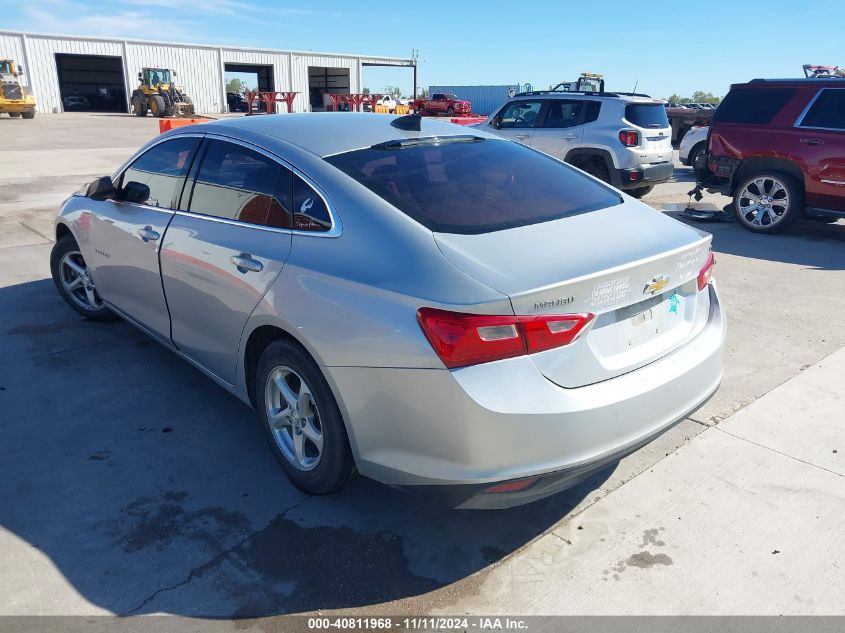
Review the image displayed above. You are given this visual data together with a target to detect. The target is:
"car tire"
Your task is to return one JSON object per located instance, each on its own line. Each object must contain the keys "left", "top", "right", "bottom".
{"left": 690, "top": 143, "right": 707, "bottom": 172}
{"left": 21, "top": 109, "right": 35, "bottom": 120}
{"left": 9, "top": 112, "right": 21, "bottom": 118}
{"left": 447, "top": 106, "right": 455, "bottom": 116}
{"left": 256, "top": 339, "right": 355, "bottom": 495}
{"left": 628, "top": 186, "right": 653, "bottom": 199}
{"left": 581, "top": 158, "right": 611, "bottom": 184}
{"left": 733, "top": 171, "right": 803, "bottom": 233}
{"left": 50, "top": 235, "right": 118, "bottom": 321}
{"left": 131, "top": 95, "right": 147, "bottom": 117}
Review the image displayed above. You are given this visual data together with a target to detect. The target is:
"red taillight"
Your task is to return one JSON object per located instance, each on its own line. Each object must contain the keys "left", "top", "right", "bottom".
{"left": 697, "top": 251, "right": 715, "bottom": 290}
{"left": 619, "top": 130, "right": 640, "bottom": 146}
{"left": 485, "top": 477, "right": 538, "bottom": 494}
{"left": 417, "top": 308, "right": 594, "bottom": 369}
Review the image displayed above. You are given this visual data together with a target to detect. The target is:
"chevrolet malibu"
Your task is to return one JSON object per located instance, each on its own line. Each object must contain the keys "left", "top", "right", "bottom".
{"left": 51, "top": 113, "right": 725, "bottom": 508}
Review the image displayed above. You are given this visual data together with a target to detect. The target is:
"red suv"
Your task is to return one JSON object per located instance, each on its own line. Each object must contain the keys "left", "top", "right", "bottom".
{"left": 700, "top": 77, "right": 845, "bottom": 233}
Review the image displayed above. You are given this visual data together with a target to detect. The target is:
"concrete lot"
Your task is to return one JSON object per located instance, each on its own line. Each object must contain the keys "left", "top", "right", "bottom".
{"left": 0, "top": 113, "right": 843, "bottom": 617}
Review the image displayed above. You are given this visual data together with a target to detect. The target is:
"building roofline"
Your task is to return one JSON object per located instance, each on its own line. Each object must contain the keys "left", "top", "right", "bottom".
{"left": 0, "top": 29, "right": 415, "bottom": 65}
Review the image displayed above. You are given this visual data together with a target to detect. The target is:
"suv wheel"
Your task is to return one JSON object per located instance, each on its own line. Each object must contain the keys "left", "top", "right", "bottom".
{"left": 257, "top": 339, "right": 355, "bottom": 495}
{"left": 733, "top": 172, "right": 803, "bottom": 233}
{"left": 581, "top": 159, "right": 610, "bottom": 184}
{"left": 628, "top": 186, "right": 653, "bottom": 199}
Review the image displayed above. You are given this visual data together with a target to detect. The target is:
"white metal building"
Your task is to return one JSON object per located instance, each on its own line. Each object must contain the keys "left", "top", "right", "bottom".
{"left": 0, "top": 30, "right": 415, "bottom": 114}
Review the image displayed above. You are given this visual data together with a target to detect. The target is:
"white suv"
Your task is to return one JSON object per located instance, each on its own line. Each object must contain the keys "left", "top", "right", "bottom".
{"left": 482, "top": 91, "right": 674, "bottom": 197}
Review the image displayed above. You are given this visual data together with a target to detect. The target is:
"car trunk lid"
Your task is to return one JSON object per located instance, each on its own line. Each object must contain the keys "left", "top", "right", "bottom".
{"left": 434, "top": 198, "right": 713, "bottom": 387}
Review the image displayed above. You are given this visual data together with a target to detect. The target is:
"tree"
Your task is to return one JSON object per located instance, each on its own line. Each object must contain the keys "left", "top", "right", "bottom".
{"left": 383, "top": 84, "right": 402, "bottom": 99}
{"left": 417, "top": 87, "right": 429, "bottom": 99}
{"left": 226, "top": 78, "right": 246, "bottom": 94}
{"left": 664, "top": 91, "right": 721, "bottom": 104}
{"left": 362, "top": 87, "right": 370, "bottom": 95}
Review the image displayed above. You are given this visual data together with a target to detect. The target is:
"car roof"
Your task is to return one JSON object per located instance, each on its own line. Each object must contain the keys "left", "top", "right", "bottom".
{"left": 737, "top": 78, "right": 845, "bottom": 88}
{"left": 509, "top": 92, "right": 660, "bottom": 104}
{"left": 202, "top": 113, "right": 494, "bottom": 158}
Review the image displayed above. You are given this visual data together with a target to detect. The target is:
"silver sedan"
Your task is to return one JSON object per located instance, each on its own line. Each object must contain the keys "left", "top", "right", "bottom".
{"left": 51, "top": 113, "right": 725, "bottom": 509}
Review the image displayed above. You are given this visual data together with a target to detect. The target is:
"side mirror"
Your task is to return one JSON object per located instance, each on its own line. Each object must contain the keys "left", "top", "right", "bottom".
{"left": 122, "top": 181, "right": 151, "bottom": 204}
{"left": 138, "top": 72, "right": 143, "bottom": 80}
{"left": 86, "top": 176, "right": 117, "bottom": 201}
{"left": 172, "top": 71, "right": 177, "bottom": 77}
{"left": 491, "top": 116, "right": 501, "bottom": 129}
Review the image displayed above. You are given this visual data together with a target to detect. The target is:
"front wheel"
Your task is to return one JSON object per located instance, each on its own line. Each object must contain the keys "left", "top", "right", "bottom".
{"left": 447, "top": 106, "right": 455, "bottom": 116}
{"left": 733, "top": 172, "right": 803, "bottom": 233}
{"left": 21, "top": 109, "right": 35, "bottom": 119}
{"left": 50, "top": 235, "right": 117, "bottom": 321}
{"left": 257, "top": 339, "right": 355, "bottom": 495}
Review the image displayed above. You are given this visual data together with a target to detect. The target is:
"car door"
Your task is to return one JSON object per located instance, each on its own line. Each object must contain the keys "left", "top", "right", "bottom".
{"left": 530, "top": 99, "right": 596, "bottom": 159}
{"left": 86, "top": 135, "right": 200, "bottom": 340}
{"left": 159, "top": 137, "right": 299, "bottom": 385}
{"left": 487, "top": 99, "right": 544, "bottom": 145}
{"left": 794, "top": 88, "right": 845, "bottom": 210}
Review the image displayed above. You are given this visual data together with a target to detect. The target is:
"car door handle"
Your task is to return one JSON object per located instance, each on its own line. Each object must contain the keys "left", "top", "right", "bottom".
{"left": 230, "top": 253, "right": 263, "bottom": 273}
{"left": 137, "top": 226, "right": 160, "bottom": 242}
{"left": 515, "top": 134, "right": 531, "bottom": 140}
{"left": 562, "top": 134, "right": 579, "bottom": 140}
{"left": 800, "top": 138, "right": 824, "bottom": 145}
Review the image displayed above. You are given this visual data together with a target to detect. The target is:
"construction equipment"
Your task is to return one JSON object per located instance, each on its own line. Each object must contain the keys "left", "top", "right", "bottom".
{"left": 131, "top": 68, "right": 195, "bottom": 118}
{"left": 0, "top": 59, "right": 36, "bottom": 119}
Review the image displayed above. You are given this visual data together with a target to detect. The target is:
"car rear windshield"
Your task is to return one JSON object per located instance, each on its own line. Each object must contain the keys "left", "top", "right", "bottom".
{"left": 624, "top": 104, "right": 669, "bottom": 128}
{"left": 712, "top": 88, "right": 796, "bottom": 124}
{"left": 325, "top": 138, "right": 621, "bottom": 234}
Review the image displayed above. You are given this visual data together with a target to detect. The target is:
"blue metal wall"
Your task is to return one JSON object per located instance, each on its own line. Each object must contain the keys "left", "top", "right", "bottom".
{"left": 428, "top": 84, "right": 522, "bottom": 116}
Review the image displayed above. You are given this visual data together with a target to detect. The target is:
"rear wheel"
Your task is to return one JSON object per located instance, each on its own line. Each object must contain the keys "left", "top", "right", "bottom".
{"left": 149, "top": 95, "right": 166, "bottom": 118}
{"left": 447, "top": 106, "right": 455, "bottom": 116}
{"left": 132, "top": 94, "right": 147, "bottom": 117}
{"left": 733, "top": 172, "right": 803, "bottom": 233}
{"left": 50, "top": 235, "right": 117, "bottom": 321}
{"left": 628, "top": 186, "right": 653, "bottom": 199}
{"left": 580, "top": 158, "right": 611, "bottom": 184}
{"left": 257, "top": 339, "right": 355, "bottom": 495}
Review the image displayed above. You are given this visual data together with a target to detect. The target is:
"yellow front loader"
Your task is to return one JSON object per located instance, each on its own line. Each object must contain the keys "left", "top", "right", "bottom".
{"left": 130, "top": 68, "right": 195, "bottom": 118}
{"left": 0, "top": 60, "right": 36, "bottom": 119}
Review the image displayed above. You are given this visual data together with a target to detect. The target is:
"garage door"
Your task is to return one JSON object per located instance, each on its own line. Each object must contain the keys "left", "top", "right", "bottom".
{"left": 55, "top": 53, "right": 127, "bottom": 113}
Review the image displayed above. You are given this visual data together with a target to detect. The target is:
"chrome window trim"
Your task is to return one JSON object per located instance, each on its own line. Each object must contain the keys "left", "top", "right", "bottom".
{"left": 113, "top": 131, "right": 342, "bottom": 238}
{"left": 793, "top": 88, "right": 845, "bottom": 132}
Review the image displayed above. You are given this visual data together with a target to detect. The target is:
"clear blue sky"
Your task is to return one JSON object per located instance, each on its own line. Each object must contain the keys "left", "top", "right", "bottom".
{"left": 3, "top": 0, "right": 843, "bottom": 99}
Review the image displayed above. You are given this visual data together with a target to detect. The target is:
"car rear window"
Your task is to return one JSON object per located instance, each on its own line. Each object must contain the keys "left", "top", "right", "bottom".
{"left": 712, "top": 88, "right": 796, "bottom": 124}
{"left": 325, "top": 137, "right": 621, "bottom": 234}
{"left": 624, "top": 104, "right": 669, "bottom": 128}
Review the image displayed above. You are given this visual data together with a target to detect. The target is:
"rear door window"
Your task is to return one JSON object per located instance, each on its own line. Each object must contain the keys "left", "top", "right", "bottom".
{"left": 799, "top": 89, "right": 845, "bottom": 130}
{"left": 119, "top": 136, "right": 199, "bottom": 208}
{"left": 624, "top": 104, "right": 670, "bottom": 129}
{"left": 494, "top": 100, "right": 543, "bottom": 128}
{"left": 188, "top": 140, "right": 292, "bottom": 228}
{"left": 543, "top": 100, "right": 584, "bottom": 128}
{"left": 713, "top": 88, "right": 796, "bottom": 124}
{"left": 326, "top": 137, "right": 621, "bottom": 234}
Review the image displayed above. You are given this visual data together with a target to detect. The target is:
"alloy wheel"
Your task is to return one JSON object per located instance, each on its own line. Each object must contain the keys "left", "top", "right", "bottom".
{"left": 737, "top": 177, "right": 790, "bottom": 228}
{"left": 264, "top": 366, "right": 324, "bottom": 471}
{"left": 60, "top": 251, "right": 104, "bottom": 311}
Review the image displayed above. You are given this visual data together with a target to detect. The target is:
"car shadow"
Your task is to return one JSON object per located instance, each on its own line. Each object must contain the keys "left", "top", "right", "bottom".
{"left": 0, "top": 278, "right": 612, "bottom": 617}
{"left": 661, "top": 203, "right": 845, "bottom": 271}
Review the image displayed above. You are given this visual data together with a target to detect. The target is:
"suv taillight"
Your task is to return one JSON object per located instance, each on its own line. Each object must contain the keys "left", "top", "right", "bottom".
{"left": 417, "top": 308, "right": 594, "bottom": 369}
{"left": 697, "top": 252, "right": 715, "bottom": 291}
{"left": 619, "top": 130, "right": 640, "bottom": 146}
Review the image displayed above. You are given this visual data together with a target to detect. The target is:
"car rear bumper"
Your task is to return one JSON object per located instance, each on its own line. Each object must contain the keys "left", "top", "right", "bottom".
{"left": 325, "top": 283, "right": 725, "bottom": 509}
{"left": 617, "top": 161, "right": 674, "bottom": 190}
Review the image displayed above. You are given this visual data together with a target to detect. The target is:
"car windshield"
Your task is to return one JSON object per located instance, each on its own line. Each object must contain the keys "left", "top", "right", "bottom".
{"left": 326, "top": 137, "right": 622, "bottom": 234}
{"left": 0, "top": 61, "right": 11, "bottom": 75}
{"left": 146, "top": 69, "right": 171, "bottom": 85}
{"left": 444, "top": 94, "right": 458, "bottom": 100}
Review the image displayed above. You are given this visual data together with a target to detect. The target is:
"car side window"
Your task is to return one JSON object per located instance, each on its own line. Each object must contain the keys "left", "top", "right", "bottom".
{"left": 119, "top": 136, "right": 199, "bottom": 208}
{"left": 495, "top": 100, "right": 543, "bottom": 129}
{"left": 543, "top": 100, "right": 584, "bottom": 128}
{"left": 292, "top": 174, "right": 331, "bottom": 232}
{"left": 188, "top": 140, "right": 292, "bottom": 228}
{"left": 800, "top": 89, "right": 845, "bottom": 130}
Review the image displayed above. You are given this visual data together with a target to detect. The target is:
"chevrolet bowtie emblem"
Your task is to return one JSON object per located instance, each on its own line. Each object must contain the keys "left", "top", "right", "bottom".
{"left": 644, "top": 275, "right": 670, "bottom": 295}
